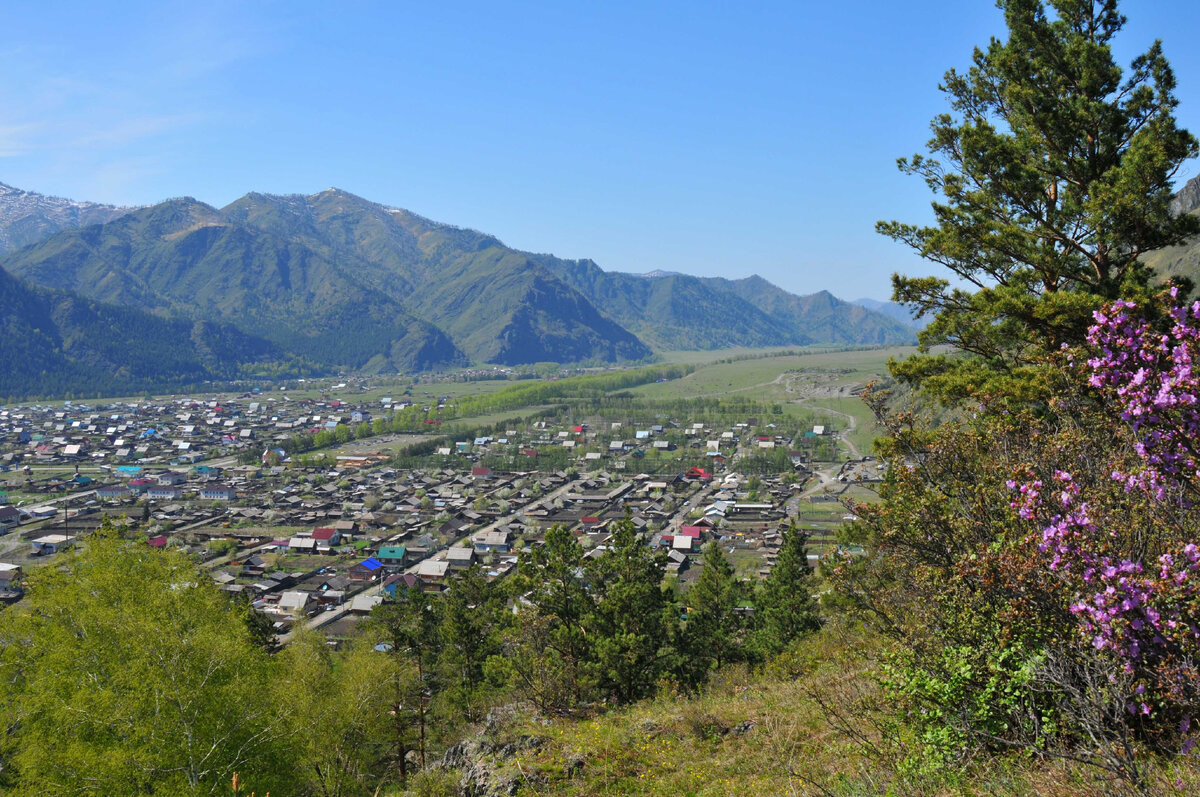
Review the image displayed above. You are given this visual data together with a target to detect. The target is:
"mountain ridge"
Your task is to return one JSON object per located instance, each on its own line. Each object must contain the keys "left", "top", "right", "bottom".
{"left": 1, "top": 181, "right": 918, "bottom": 394}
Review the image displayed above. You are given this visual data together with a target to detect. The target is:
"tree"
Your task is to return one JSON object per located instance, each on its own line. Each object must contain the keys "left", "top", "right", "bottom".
{"left": 436, "top": 566, "right": 507, "bottom": 727}
{"left": 751, "top": 520, "right": 821, "bottom": 658}
{"left": 369, "top": 589, "right": 442, "bottom": 780}
{"left": 0, "top": 521, "right": 296, "bottom": 794}
{"left": 879, "top": 0, "right": 1198, "bottom": 401}
{"left": 842, "top": 1, "right": 1200, "bottom": 785}
{"left": 583, "top": 519, "right": 678, "bottom": 703}
{"left": 501, "top": 525, "right": 592, "bottom": 709}
{"left": 279, "top": 630, "right": 402, "bottom": 797}
{"left": 681, "top": 542, "right": 745, "bottom": 684}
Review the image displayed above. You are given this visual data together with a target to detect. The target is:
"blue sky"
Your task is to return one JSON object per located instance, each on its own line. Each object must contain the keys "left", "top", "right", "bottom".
{"left": 1, "top": 1, "right": 1198, "bottom": 300}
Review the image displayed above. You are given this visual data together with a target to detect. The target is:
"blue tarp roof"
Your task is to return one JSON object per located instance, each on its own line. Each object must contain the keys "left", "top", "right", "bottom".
{"left": 358, "top": 557, "right": 383, "bottom": 571}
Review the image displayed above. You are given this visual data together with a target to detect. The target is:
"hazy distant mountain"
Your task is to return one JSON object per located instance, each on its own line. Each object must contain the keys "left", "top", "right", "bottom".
{"left": 1, "top": 182, "right": 915, "bottom": 383}
{"left": 0, "top": 182, "right": 134, "bottom": 256}
{"left": 527, "top": 262, "right": 916, "bottom": 350}
{"left": 850, "top": 297, "right": 930, "bottom": 330}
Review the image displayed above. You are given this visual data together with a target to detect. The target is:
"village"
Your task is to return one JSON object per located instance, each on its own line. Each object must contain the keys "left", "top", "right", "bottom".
{"left": 0, "top": 382, "right": 882, "bottom": 642}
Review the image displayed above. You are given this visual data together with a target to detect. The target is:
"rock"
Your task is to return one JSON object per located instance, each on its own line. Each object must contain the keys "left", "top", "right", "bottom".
{"left": 564, "top": 754, "right": 586, "bottom": 779}
{"left": 729, "top": 720, "right": 757, "bottom": 737}
{"left": 438, "top": 732, "right": 548, "bottom": 797}
{"left": 1172, "top": 174, "right": 1200, "bottom": 216}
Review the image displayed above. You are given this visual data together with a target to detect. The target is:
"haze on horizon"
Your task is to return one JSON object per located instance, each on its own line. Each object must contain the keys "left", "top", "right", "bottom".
{"left": 1, "top": 0, "right": 1198, "bottom": 301}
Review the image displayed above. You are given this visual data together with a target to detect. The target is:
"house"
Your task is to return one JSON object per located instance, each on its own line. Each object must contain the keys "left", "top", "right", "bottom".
{"left": 147, "top": 485, "right": 183, "bottom": 500}
{"left": 147, "top": 535, "right": 168, "bottom": 548}
{"left": 0, "top": 506, "right": 20, "bottom": 531}
{"left": 471, "top": 466, "right": 492, "bottom": 479}
{"left": 156, "top": 471, "right": 187, "bottom": 486}
{"left": 277, "top": 591, "right": 310, "bottom": 617}
{"left": 446, "top": 546, "right": 476, "bottom": 569}
{"left": 383, "top": 572, "right": 421, "bottom": 598}
{"left": 0, "top": 563, "right": 22, "bottom": 585}
{"left": 349, "top": 593, "right": 383, "bottom": 614}
{"left": 311, "top": 527, "right": 342, "bottom": 546}
{"left": 348, "top": 557, "right": 384, "bottom": 582}
{"left": 666, "top": 549, "right": 690, "bottom": 573}
{"left": 32, "top": 535, "right": 75, "bottom": 555}
{"left": 96, "top": 484, "right": 132, "bottom": 501}
{"left": 416, "top": 559, "right": 450, "bottom": 591}
{"left": 288, "top": 537, "right": 318, "bottom": 553}
{"left": 471, "top": 530, "right": 510, "bottom": 553}
{"left": 376, "top": 545, "right": 407, "bottom": 566}
{"left": 199, "top": 485, "right": 237, "bottom": 501}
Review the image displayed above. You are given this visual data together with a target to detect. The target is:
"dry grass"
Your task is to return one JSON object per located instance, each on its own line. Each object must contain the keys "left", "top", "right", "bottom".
{"left": 424, "top": 618, "right": 1200, "bottom": 797}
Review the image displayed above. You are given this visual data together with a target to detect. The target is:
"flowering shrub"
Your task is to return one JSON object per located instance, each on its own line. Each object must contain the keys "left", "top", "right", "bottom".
{"left": 1088, "top": 288, "right": 1200, "bottom": 502}
{"left": 1006, "top": 291, "right": 1200, "bottom": 750}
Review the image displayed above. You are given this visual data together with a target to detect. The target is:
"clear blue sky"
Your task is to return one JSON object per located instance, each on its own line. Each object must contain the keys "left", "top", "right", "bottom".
{"left": 1, "top": 1, "right": 1198, "bottom": 300}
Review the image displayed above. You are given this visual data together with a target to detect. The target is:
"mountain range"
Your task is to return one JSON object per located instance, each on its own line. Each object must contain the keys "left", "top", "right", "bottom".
{"left": 0, "top": 181, "right": 919, "bottom": 397}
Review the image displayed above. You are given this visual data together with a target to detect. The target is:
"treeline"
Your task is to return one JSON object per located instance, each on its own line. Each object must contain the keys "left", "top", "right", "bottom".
{"left": 258, "top": 365, "right": 695, "bottom": 461}
{"left": 0, "top": 518, "right": 819, "bottom": 795}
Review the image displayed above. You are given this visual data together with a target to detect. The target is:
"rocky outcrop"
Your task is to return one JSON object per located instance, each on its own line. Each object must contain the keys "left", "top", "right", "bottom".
{"left": 1171, "top": 174, "right": 1200, "bottom": 216}
{"left": 438, "top": 734, "right": 547, "bottom": 797}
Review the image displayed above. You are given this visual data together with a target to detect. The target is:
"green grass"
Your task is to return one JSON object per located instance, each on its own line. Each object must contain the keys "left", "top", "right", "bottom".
{"left": 630, "top": 347, "right": 911, "bottom": 403}
{"left": 801, "top": 396, "right": 880, "bottom": 456}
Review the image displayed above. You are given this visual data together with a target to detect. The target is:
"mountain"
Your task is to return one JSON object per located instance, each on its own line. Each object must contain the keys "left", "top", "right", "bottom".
{"left": 850, "top": 297, "right": 930, "bottom": 330}
{"left": 222, "top": 190, "right": 651, "bottom": 364}
{"left": 527, "top": 260, "right": 916, "bottom": 350}
{"left": 0, "top": 265, "right": 283, "bottom": 399}
{"left": 0, "top": 182, "right": 134, "bottom": 256}
{"left": 1, "top": 182, "right": 914, "bottom": 378}
{"left": 715, "top": 276, "right": 916, "bottom": 344}
{"left": 1141, "top": 174, "right": 1200, "bottom": 284}
{"left": 1, "top": 196, "right": 467, "bottom": 372}
{"left": 1170, "top": 173, "right": 1200, "bottom": 216}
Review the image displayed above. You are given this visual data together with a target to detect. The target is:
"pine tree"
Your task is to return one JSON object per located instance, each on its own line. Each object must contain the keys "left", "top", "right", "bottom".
{"left": 584, "top": 519, "right": 678, "bottom": 703}
{"left": 505, "top": 524, "right": 592, "bottom": 708}
{"left": 682, "top": 542, "right": 746, "bottom": 683}
{"left": 369, "top": 588, "right": 441, "bottom": 779}
{"left": 879, "top": 0, "right": 1198, "bottom": 401}
{"left": 752, "top": 520, "right": 820, "bottom": 657}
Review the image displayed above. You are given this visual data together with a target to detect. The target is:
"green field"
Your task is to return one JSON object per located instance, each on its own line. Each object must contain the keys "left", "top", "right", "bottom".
{"left": 636, "top": 346, "right": 911, "bottom": 402}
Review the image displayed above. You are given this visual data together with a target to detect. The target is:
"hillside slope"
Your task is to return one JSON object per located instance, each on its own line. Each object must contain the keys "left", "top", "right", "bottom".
{"left": 0, "top": 266, "right": 282, "bottom": 398}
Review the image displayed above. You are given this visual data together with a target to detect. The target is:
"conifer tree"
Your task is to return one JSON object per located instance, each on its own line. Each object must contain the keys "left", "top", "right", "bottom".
{"left": 584, "top": 519, "right": 678, "bottom": 703}
{"left": 880, "top": 0, "right": 1198, "bottom": 401}
{"left": 752, "top": 520, "right": 821, "bottom": 657}
{"left": 682, "top": 542, "right": 746, "bottom": 683}
{"left": 504, "top": 524, "right": 592, "bottom": 708}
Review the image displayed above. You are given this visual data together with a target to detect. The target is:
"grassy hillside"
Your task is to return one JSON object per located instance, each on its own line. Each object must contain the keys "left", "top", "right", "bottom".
{"left": 409, "top": 616, "right": 1200, "bottom": 797}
